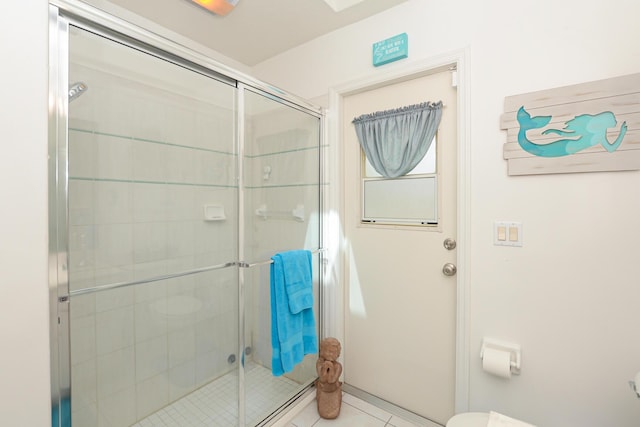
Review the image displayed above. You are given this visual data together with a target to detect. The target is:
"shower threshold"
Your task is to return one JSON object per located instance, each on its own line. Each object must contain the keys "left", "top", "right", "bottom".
{"left": 133, "top": 362, "right": 300, "bottom": 427}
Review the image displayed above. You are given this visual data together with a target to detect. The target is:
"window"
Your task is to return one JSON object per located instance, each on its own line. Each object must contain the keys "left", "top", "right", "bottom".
{"left": 361, "top": 135, "right": 438, "bottom": 226}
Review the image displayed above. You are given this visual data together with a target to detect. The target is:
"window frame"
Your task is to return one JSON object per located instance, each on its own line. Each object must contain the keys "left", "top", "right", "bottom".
{"left": 360, "top": 134, "right": 439, "bottom": 228}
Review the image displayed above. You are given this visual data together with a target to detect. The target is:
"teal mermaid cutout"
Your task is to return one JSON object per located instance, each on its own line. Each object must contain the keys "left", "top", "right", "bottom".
{"left": 516, "top": 106, "right": 627, "bottom": 157}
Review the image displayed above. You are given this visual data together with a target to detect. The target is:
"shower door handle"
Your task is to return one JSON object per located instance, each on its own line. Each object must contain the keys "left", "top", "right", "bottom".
{"left": 442, "top": 263, "right": 457, "bottom": 277}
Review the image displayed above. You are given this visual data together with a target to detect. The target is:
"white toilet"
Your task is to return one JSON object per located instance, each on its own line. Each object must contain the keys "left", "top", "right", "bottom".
{"left": 447, "top": 411, "right": 534, "bottom": 427}
{"left": 446, "top": 412, "right": 490, "bottom": 427}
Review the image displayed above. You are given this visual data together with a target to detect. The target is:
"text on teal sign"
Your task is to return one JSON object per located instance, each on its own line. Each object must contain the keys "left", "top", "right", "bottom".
{"left": 372, "top": 33, "right": 408, "bottom": 67}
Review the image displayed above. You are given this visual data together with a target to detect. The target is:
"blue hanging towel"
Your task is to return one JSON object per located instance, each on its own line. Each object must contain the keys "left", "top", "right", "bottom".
{"left": 270, "top": 250, "right": 318, "bottom": 376}
{"left": 280, "top": 250, "right": 314, "bottom": 313}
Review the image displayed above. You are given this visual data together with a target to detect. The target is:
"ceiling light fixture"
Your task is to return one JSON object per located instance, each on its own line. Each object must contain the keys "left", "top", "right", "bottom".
{"left": 322, "top": 0, "right": 365, "bottom": 12}
{"left": 191, "top": 0, "right": 239, "bottom": 16}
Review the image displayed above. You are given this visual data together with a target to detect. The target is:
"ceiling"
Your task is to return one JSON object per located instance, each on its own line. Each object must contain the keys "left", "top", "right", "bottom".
{"left": 100, "top": 0, "right": 407, "bottom": 66}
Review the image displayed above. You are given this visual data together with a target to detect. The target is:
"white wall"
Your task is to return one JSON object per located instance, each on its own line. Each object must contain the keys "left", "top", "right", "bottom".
{"left": 0, "top": 0, "right": 51, "bottom": 426}
{"left": 253, "top": 1, "right": 640, "bottom": 426}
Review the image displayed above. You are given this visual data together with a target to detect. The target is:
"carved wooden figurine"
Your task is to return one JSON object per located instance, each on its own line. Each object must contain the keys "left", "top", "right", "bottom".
{"left": 316, "top": 337, "right": 342, "bottom": 419}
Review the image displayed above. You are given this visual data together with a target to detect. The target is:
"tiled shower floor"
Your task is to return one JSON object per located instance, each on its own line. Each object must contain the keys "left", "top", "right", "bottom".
{"left": 133, "top": 363, "right": 300, "bottom": 427}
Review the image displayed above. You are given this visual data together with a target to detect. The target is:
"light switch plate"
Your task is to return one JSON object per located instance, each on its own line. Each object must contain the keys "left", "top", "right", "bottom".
{"left": 494, "top": 221, "right": 523, "bottom": 247}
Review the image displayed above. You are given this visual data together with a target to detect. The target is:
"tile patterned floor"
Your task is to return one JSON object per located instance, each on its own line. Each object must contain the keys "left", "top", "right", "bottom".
{"left": 282, "top": 393, "right": 442, "bottom": 427}
{"left": 132, "top": 361, "right": 441, "bottom": 427}
{"left": 133, "top": 363, "right": 300, "bottom": 427}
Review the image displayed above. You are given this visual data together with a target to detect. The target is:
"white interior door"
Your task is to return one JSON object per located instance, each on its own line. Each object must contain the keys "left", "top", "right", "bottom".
{"left": 342, "top": 68, "right": 457, "bottom": 425}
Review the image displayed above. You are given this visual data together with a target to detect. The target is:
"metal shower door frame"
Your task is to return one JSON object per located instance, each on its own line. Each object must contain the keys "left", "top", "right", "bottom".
{"left": 48, "top": 1, "right": 325, "bottom": 426}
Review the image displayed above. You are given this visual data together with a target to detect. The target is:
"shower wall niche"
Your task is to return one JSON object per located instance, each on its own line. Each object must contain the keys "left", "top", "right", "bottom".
{"left": 51, "top": 10, "right": 322, "bottom": 427}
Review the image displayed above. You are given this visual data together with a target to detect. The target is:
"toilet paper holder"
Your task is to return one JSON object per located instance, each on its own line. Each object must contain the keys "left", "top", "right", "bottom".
{"left": 480, "top": 338, "right": 521, "bottom": 375}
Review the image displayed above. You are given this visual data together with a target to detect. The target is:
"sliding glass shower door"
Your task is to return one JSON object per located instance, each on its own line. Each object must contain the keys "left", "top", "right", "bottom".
{"left": 241, "top": 89, "right": 322, "bottom": 426}
{"left": 51, "top": 6, "right": 323, "bottom": 427}
{"left": 66, "top": 25, "right": 240, "bottom": 427}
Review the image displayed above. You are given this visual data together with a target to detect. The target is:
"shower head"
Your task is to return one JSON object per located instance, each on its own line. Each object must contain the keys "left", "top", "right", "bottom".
{"left": 68, "top": 82, "right": 88, "bottom": 102}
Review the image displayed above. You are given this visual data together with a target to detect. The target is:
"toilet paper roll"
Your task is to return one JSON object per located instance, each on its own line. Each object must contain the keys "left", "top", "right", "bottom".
{"left": 482, "top": 347, "right": 512, "bottom": 378}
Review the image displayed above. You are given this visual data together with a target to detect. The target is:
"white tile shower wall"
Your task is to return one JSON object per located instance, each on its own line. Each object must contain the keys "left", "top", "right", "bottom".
{"left": 243, "top": 109, "right": 321, "bottom": 387}
{"left": 68, "top": 63, "right": 238, "bottom": 425}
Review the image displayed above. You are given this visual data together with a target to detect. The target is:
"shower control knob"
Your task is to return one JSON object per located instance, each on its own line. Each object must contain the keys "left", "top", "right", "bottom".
{"left": 442, "top": 263, "right": 457, "bottom": 277}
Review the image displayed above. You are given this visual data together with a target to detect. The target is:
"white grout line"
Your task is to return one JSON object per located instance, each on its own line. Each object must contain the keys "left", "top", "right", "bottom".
{"left": 132, "top": 363, "right": 300, "bottom": 427}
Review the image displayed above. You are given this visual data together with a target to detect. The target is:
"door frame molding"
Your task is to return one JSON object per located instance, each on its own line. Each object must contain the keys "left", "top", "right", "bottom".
{"left": 324, "top": 47, "right": 471, "bottom": 413}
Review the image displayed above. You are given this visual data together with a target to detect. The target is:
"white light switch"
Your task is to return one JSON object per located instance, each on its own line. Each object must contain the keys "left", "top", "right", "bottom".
{"left": 497, "top": 226, "right": 507, "bottom": 241}
{"left": 494, "top": 221, "right": 523, "bottom": 247}
{"left": 509, "top": 226, "right": 519, "bottom": 242}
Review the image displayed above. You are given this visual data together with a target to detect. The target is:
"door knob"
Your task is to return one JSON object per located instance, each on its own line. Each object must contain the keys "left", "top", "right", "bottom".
{"left": 442, "top": 263, "right": 457, "bottom": 276}
{"left": 443, "top": 238, "right": 457, "bottom": 250}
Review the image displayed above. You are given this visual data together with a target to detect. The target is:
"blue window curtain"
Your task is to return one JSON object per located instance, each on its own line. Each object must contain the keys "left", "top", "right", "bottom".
{"left": 352, "top": 101, "right": 443, "bottom": 178}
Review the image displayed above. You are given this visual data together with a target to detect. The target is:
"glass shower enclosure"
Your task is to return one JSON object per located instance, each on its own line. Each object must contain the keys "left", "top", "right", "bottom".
{"left": 49, "top": 3, "right": 323, "bottom": 426}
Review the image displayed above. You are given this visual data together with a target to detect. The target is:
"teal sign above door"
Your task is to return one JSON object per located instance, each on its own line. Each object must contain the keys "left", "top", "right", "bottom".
{"left": 372, "top": 33, "right": 408, "bottom": 67}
